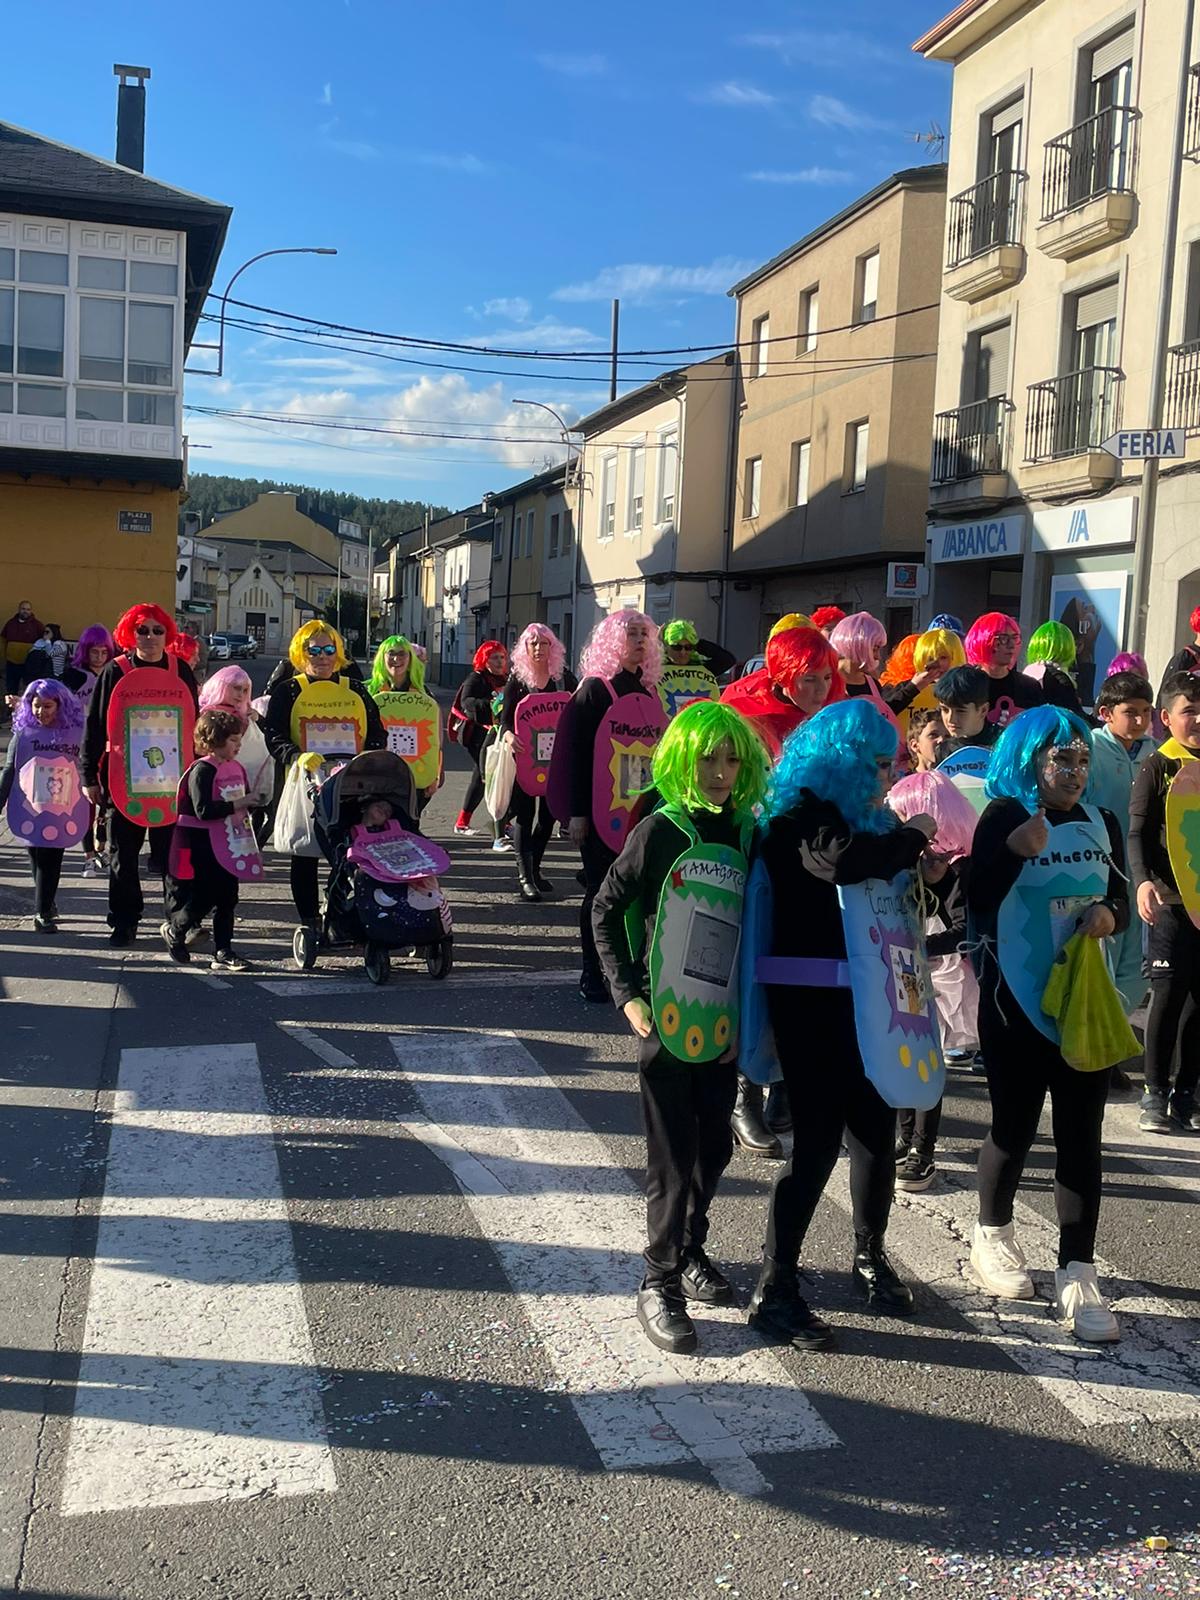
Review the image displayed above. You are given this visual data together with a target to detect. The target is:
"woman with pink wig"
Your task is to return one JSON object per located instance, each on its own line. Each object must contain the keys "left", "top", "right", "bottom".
{"left": 963, "top": 611, "right": 1044, "bottom": 731}
{"left": 552, "top": 609, "right": 663, "bottom": 1000}
{"left": 200, "top": 664, "right": 274, "bottom": 809}
{"left": 887, "top": 769, "right": 982, "bottom": 1191}
{"left": 499, "top": 623, "right": 576, "bottom": 901}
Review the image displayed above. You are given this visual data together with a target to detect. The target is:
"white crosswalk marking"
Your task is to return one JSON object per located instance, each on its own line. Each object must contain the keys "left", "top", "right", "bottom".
{"left": 392, "top": 1029, "right": 840, "bottom": 1497}
{"left": 61, "top": 1043, "right": 336, "bottom": 1515}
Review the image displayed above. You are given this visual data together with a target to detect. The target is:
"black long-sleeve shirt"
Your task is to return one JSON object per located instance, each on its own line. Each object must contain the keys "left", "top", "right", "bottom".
{"left": 1036, "top": 662, "right": 1085, "bottom": 717}
{"left": 558, "top": 669, "right": 655, "bottom": 820}
{"left": 925, "top": 857, "right": 969, "bottom": 959}
{"left": 1129, "top": 749, "right": 1187, "bottom": 900}
{"left": 262, "top": 673, "right": 385, "bottom": 767}
{"left": 694, "top": 637, "right": 736, "bottom": 678}
{"left": 81, "top": 653, "right": 200, "bottom": 787}
{"left": 498, "top": 671, "right": 578, "bottom": 735}
{"left": 984, "top": 669, "right": 1044, "bottom": 726}
{"left": 592, "top": 804, "right": 744, "bottom": 1008}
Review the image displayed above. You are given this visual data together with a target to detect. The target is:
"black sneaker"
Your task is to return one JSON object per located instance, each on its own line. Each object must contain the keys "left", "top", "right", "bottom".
{"left": 579, "top": 973, "right": 609, "bottom": 1003}
{"left": 895, "top": 1151, "right": 936, "bottom": 1192}
{"left": 212, "top": 949, "right": 251, "bottom": 973}
{"left": 108, "top": 926, "right": 137, "bottom": 948}
{"left": 680, "top": 1249, "right": 734, "bottom": 1305}
{"left": 636, "top": 1282, "right": 697, "bottom": 1353}
{"left": 747, "top": 1262, "right": 833, "bottom": 1352}
{"left": 159, "top": 920, "right": 190, "bottom": 965}
{"left": 1169, "top": 1091, "right": 1200, "bottom": 1132}
{"left": 31, "top": 914, "right": 56, "bottom": 935}
{"left": 1139, "top": 1091, "right": 1172, "bottom": 1133}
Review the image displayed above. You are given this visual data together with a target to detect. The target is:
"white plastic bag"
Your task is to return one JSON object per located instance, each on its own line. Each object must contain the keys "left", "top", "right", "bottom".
{"left": 271, "top": 755, "right": 323, "bottom": 856}
{"left": 240, "top": 718, "right": 275, "bottom": 807}
{"left": 483, "top": 737, "right": 516, "bottom": 822}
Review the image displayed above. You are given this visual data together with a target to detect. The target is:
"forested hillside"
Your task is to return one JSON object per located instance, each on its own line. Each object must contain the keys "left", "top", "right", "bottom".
{"left": 181, "top": 475, "right": 450, "bottom": 540}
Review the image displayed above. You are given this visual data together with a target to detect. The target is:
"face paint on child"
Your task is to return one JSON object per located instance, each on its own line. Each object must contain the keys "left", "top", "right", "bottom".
{"left": 1037, "top": 741, "right": 1090, "bottom": 810}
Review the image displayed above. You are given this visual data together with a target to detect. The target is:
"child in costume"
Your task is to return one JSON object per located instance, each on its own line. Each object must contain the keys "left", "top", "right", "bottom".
{"left": 888, "top": 770, "right": 981, "bottom": 1189}
{"left": 0, "top": 679, "right": 86, "bottom": 932}
{"left": 907, "top": 706, "right": 947, "bottom": 772}
{"left": 967, "top": 706, "right": 1129, "bottom": 1342}
{"left": 933, "top": 665, "right": 997, "bottom": 755}
{"left": 1024, "top": 621, "right": 1084, "bottom": 716}
{"left": 1128, "top": 669, "right": 1200, "bottom": 1134}
{"left": 591, "top": 701, "right": 770, "bottom": 1354}
{"left": 163, "top": 708, "right": 257, "bottom": 973}
{"left": 499, "top": 623, "right": 576, "bottom": 902}
{"left": 746, "top": 699, "right": 937, "bottom": 1352}
{"left": 963, "top": 612, "right": 1045, "bottom": 729}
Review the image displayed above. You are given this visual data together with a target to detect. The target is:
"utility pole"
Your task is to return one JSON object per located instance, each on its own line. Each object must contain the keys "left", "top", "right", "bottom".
{"left": 366, "top": 524, "right": 374, "bottom": 652}
{"left": 609, "top": 298, "right": 620, "bottom": 402}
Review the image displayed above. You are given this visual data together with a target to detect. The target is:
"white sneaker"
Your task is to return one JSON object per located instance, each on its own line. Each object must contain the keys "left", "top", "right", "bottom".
{"left": 492, "top": 836, "right": 514, "bottom": 853}
{"left": 970, "top": 1222, "right": 1035, "bottom": 1300}
{"left": 1054, "top": 1262, "right": 1120, "bottom": 1343}
{"left": 453, "top": 824, "right": 478, "bottom": 837}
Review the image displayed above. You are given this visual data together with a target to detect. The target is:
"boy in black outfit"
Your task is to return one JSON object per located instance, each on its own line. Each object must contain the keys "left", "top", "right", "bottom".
{"left": 933, "top": 665, "right": 998, "bottom": 757}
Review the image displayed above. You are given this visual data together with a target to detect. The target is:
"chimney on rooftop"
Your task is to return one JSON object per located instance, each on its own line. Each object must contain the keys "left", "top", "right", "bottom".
{"left": 113, "top": 63, "right": 151, "bottom": 172}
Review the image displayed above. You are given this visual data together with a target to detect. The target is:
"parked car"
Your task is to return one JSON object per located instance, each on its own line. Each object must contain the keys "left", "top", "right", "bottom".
{"left": 207, "top": 633, "right": 259, "bottom": 660}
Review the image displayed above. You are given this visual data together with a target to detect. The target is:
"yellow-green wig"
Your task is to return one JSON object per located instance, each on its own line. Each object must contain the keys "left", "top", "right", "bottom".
{"left": 913, "top": 626, "right": 967, "bottom": 674}
{"left": 661, "top": 618, "right": 698, "bottom": 649}
{"left": 369, "top": 634, "right": 425, "bottom": 695}
{"left": 288, "top": 619, "right": 350, "bottom": 673}
{"left": 651, "top": 700, "right": 770, "bottom": 816}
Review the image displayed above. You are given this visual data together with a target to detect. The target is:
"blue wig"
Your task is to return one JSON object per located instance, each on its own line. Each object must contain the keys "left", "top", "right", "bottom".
{"left": 930, "top": 612, "right": 965, "bottom": 637}
{"left": 985, "top": 705, "right": 1095, "bottom": 811}
{"left": 766, "top": 699, "right": 898, "bottom": 834}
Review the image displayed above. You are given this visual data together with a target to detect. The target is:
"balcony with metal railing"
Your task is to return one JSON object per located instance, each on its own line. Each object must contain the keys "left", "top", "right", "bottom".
{"left": 1036, "top": 104, "right": 1138, "bottom": 260}
{"left": 1165, "top": 338, "right": 1200, "bottom": 432}
{"left": 1186, "top": 66, "right": 1200, "bottom": 161}
{"left": 944, "top": 170, "right": 1028, "bottom": 302}
{"left": 1023, "top": 366, "right": 1122, "bottom": 493}
{"left": 929, "top": 396, "right": 1014, "bottom": 511}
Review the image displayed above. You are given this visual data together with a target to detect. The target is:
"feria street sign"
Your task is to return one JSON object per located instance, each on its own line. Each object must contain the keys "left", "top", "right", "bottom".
{"left": 1101, "top": 429, "right": 1185, "bottom": 460}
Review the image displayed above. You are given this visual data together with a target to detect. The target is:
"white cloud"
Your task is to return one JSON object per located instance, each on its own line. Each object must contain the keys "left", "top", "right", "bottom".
{"left": 553, "top": 257, "right": 756, "bottom": 304}
{"left": 535, "top": 52, "right": 607, "bottom": 77}
{"left": 740, "top": 30, "right": 893, "bottom": 67}
{"left": 402, "top": 150, "right": 489, "bottom": 174}
{"left": 746, "top": 166, "right": 852, "bottom": 185}
{"left": 315, "top": 122, "right": 488, "bottom": 172}
{"left": 473, "top": 318, "right": 607, "bottom": 351}
{"left": 482, "top": 296, "right": 532, "bottom": 322}
{"left": 318, "top": 82, "right": 333, "bottom": 106}
{"left": 695, "top": 80, "right": 778, "bottom": 109}
{"left": 808, "top": 94, "right": 891, "bottom": 132}
{"left": 324, "top": 136, "right": 382, "bottom": 162}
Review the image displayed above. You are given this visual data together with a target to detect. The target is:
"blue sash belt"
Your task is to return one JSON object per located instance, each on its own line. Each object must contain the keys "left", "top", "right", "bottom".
{"left": 755, "top": 956, "right": 851, "bottom": 987}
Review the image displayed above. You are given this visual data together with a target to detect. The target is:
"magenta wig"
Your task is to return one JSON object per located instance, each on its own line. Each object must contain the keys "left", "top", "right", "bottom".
{"left": 71, "top": 624, "right": 114, "bottom": 671}
{"left": 14, "top": 678, "right": 84, "bottom": 738}
{"left": 887, "top": 769, "right": 978, "bottom": 859}
{"left": 511, "top": 622, "right": 566, "bottom": 688}
{"left": 1107, "top": 650, "right": 1148, "bottom": 679}
{"left": 200, "top": 664, "right": 253, "bottom": 719}
{"left": 964, "top": 611, "right": 1020, "bottom": 667}
{"left": 829, "top": 611, "right": 887, "bottom": 672}
{"left": 579, "top": 609, "right": 663, "bottom": 686}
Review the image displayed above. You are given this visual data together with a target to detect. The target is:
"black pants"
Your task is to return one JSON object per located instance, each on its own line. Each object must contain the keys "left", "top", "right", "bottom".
{"left": 290, "top": 855, "right": 321, "bottom": 922}
{"left": 460, "top": 730, "right": 487, "bottom": 819}
{"left": 763, "top": 994, "right": 897, "bottom": 1265}
{"left": 168, "top": 854, "right": 239, "bottom": 951}
{"left": 83, "top": 801, "right": 107, "bottom": 858}
{"left": 28, "top": 847, "right": 63, "bottom": 917}
{"left": 977, "top": 978, "right": 1109, "bottom": 1267}
{"left": 579, "top": 828, "right": 617, "bottom": 985}
{"left": 510, "top": 785, "right": 554, "bottom": 867}
{"left": 1144, "top": 904, "right": 1200, "bottom": 1099}
{"left": 639, "top": 1034, "right": 737, "bottom": 1285}
{"left": 897, "top": 1096, "right": 943, "bottom": 1160}
{"left": 105, "top": 806, "right": 174, "bottom": 932}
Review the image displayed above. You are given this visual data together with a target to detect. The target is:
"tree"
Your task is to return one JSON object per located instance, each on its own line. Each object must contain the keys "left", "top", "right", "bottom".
{"left": 181, "top": 474, "right": 449, "bottom": 542}
{"left": 324, "top": 590, "right": 367, "bottom": 647}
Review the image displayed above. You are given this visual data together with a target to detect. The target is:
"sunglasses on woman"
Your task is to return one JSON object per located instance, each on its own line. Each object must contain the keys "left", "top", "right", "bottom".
{"left": 305, "top": 642, "right": 337, "bottom": 656}
{"left": 136, "top": 625, "right": 166, "bottom": 637}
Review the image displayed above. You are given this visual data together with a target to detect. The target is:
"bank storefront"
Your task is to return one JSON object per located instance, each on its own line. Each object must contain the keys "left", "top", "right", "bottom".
{"left": 925, "top": 512, "right": 1027, "bottom": 632}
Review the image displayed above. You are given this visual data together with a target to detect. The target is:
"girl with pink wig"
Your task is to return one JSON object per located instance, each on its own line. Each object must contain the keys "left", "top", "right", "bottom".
{"left": 887, "top": 769, "right": 982, "bottom": 1190}
{"left": 553, "top": 609, "right": 663, "bottom": 1000}
{"left": 964, "top": 611, "right": 1044, "bottom": 731}
{"left": 500, "top": 623, "right": 577, "bottom": 901}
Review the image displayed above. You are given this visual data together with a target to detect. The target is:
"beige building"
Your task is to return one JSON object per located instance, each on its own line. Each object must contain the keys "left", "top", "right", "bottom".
{"left": 916, "top": 0, "right": 1200, "bottom": 687}
{"left": 487, "top": 462, "right": 575, "bottom": 657}
{"left": 724, "top": 167, "right": 947, "bottom": 658}
{"left": 575, "top": 357, "right": 732, "bottom": 644}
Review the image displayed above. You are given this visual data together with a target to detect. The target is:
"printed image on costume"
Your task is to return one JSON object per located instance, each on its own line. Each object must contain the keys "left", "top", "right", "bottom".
{"left": 1165, "top": 758, "right": 1200, "bottom": 930}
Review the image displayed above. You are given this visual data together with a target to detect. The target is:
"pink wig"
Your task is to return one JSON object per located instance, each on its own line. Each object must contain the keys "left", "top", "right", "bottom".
{"left": 579, "top": 609, "right": 663, "bottom": 686}
{"left": 964, "top": 611, "right": 1020, "bottom": 667}
{"left": 200, "top": 664, "right": 253, "bottom": 720}
{"left": 511, "top": 622, "right": 566, "bottom": 688}
{"left": 887, "top": 770, "right": 978, "bottom": 859}
{"left": 1107, "top": 650, "right": 1148, "bottom": 679}
{"left": 829, "top": 611, "right": 887, "bottom": 672}
{"left": 113, "top": 603, "right": 177, "bottom": 653}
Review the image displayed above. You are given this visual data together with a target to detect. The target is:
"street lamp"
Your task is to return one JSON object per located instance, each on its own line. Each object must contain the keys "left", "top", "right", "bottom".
{"left": 186, "top": 247, "right": 338, "bottom": 377}
{"left": 511, "top": 398, "right": 579, "bottom": 471}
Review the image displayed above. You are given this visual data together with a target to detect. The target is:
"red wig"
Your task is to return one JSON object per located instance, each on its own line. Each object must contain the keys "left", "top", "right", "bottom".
{"left": 169, "top": 633, "right": 200, "bottom": 667}
{"left": 1190, "top": 604, "right": 1200, "bottom": 636}
{"left": 473, "top": 639, "right": 508, "bottom": 677}
{"left": 964, "top": 611, "right": 1020, "bottom": 667}
{"left": 112, "top": 603, "right": 177, "bottom": 653}
{"left": 765, "top": 625, "right": 845, "bottom": 707}
{"left": 810, "top": 605, "right": 846, "bottom": 634}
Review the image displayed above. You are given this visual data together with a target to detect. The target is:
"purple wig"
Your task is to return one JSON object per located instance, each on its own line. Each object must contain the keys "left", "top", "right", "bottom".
{"left": 200, "top": 664, "right": 253, "bottom": 717}
{"left": 511, "top": 622, "right": 566, "bottom": 688}
{"left": 1107, "top": 650, "right": 1148, "bottom": 679}
{"left": 14, "top": 678, "right": 84, "bottom": 738}
{"left": 71, "top": 624, "right": 115, "bottom": 671}
{"left": 579, "top": 609, "right": 663, "bottom": 686}
{"left": 829, "top": 611, "right": 887, "bottom": 672}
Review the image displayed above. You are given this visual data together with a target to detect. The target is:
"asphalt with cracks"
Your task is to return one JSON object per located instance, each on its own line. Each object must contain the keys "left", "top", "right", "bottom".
{"left": 1, "top": 732, "right": 1199, "bottom": 1600}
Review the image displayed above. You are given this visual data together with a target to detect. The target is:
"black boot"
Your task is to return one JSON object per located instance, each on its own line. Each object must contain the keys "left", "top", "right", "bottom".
{"left": 731, "top": 1075, "right": 783, "bottom": 1158}
{"left": 636, "top": 1279, "right": 697, "bottom": 1353}
{"left": 579, "top": 968, "right": 609, "bottom": 1003}
{"left": 680, "top": 1247, "right": 733, "bottom": 1305}
{"left": 516, "top": 853, "right": 541, "bottom": 902}
{"left": 764, "top": 1081, "right": 792, "bottom": 1134}
{"left": 852, "top": 1233, "right": 914, "bottom": 1315}
{"left": 747, "top": 1259, "right": 833, "bottom": 1351}
{"left": 532, "top": 850, "right": 554, "bottom": 895}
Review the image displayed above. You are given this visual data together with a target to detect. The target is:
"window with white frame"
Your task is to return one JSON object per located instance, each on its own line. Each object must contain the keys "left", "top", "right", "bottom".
{"left": 790, "top": 439, "right": 811, "bottom": 507}
{"left": 847, "top": 421, "right": 869, "bottom": 491}
{"left": 656, "top": 426, "right": 678, "bottom": 523}
{"left": 600, "top": 451, "right": 617, "bottom": 537}
{"left": 751, "top": 313, "right": 770, "bottom": 377}
{"left": 626, "top": 440, "right": 646, "bottom": 531}
{"left": 744, "top": 455, "right": 762, "bottom": 518}
{"left": 855, "top": 251, "right": 879, "bottom": 324}
{"left": 797, "top": 287, "right": 819, "bottom": 354}
{"left": 549, "top": 511, "right": 561, "bottom": 558}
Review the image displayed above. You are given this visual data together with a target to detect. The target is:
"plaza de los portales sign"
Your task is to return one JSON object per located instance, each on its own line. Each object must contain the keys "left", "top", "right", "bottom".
{"left": 928, "top": 513, "right": 1027, "bottom": 565}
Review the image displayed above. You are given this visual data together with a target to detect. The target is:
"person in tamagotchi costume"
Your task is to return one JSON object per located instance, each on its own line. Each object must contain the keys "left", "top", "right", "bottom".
{"left": 592, "top": 700, "right": 769, "bottom": 1354}
{"left": 744, "top": 699, "right": 938, "bottom": 1353}
{"left": 367, "top": 633, "right": 443, "bottom": 811}
{"left": 0, "top": 677, "right": 88, "bottom": 933}
{"left": 720, "top": 625, "right": 843, "bottom": 761}
{"left": 498, "top": 622, "right": 576, "bottom": 902}
{"left": 964, "top": 612, "right": 1045, "bottom": 730}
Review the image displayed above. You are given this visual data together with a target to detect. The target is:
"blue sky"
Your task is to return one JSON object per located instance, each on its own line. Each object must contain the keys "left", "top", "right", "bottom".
{"left": 6, "top": 1, "right": 949, "bottom": 508}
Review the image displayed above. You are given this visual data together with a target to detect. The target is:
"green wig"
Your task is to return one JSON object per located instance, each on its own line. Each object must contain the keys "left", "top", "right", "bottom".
{"left": 651, "top": 700, "right": 769, "bottom": 816}
{"left": 368, "top": 634, "right": 425, "bottom": 696}
{"left": 1025, "top": 621, "right": 1077, "bottom": 672}
{"left": 661, "top": 618, "right": 698, "bottom": 650}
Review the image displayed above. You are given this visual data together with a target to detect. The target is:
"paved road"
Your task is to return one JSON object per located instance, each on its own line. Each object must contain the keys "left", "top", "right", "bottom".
{"left": 1, "top": 734, "right": 1199, "bottom": 1600}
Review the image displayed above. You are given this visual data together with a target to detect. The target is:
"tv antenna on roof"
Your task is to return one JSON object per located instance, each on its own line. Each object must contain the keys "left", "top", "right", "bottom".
{"left": 908, "top": 120, "right": 946, "bottom": 160}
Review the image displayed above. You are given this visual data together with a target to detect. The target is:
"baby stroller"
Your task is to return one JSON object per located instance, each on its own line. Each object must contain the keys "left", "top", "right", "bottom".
{"left": 293, "top": 750, "right": 453, "bottom": 985}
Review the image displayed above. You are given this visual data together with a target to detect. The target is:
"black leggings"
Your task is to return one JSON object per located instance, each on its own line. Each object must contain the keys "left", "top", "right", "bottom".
{"left": 510, "top": 785, "right": 554, "bottom": 865}
{"left": 290, "top": 855, "right": 321, "bottom": 921}
{"left": 976, "top": 979, "right": 1109, "bottom": 1267}
{"left": 898, "top": 1097, "right": 943, "bottom": 1160}
{"left": 461, "top": 730, "right": 488, "bottom": 819}
{"left": 169, "top": 855, "right": 239, "bottom": 951}
{"left": 1144, "top": 904, "right": 1200, "bottom": 1098}
{"left": 28, "top": 847, "right": 63, "bottom": 917}
{"left": 763, "top": 994, "right": 897, "bottom": 1265}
